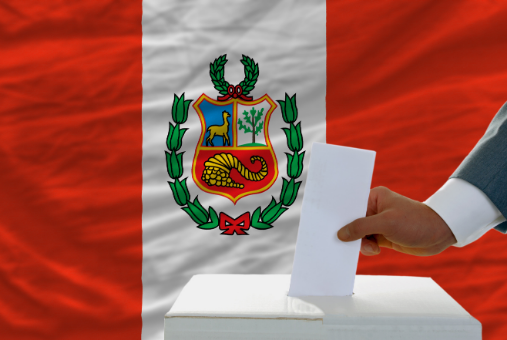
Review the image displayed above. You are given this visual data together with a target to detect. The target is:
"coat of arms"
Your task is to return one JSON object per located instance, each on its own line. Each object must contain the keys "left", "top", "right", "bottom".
{"left": 166, "top": 55, "right": 305, "bottom": 235}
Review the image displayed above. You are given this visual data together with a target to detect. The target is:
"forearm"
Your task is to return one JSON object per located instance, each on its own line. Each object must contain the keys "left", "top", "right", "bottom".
{"left": 451, "top": 102, "right": 507, "bottom": 222}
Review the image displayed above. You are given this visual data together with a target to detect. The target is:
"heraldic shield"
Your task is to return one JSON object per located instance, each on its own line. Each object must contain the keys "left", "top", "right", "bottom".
{"left": 192, "top": 94, "right": 278, "bottom": 204}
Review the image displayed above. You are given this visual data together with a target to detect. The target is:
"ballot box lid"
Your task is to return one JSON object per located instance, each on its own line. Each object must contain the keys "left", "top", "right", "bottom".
{"left": 165, "top": 274, "right": 481, "bottom": 340}
{"left": 167, "top": 274, "right": 472, "bottom": 321}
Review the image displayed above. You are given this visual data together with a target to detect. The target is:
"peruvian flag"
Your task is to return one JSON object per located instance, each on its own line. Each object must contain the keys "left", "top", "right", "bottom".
{"left": 1, "top": 1, "right": 507, "bottom": 340}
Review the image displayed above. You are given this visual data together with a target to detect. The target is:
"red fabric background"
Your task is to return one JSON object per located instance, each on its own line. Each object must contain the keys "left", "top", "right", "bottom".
{"left": 327, "top": 1, "right": 507, "bottom": 339}
{"left": 1, "top": 1, "right": 506, "bottom": 339}
{"left": 0, "top": 2, "right": 143, "bottom": 340}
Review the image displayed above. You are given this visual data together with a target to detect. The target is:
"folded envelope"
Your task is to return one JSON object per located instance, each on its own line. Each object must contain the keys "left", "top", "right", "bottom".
{"left": 289, "top": 143, "right": 375, "bottom": 296}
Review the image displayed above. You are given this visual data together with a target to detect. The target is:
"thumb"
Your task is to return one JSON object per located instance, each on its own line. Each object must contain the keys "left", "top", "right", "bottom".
{"left": 337, "top": 212, "right": 391, "bottom": 242}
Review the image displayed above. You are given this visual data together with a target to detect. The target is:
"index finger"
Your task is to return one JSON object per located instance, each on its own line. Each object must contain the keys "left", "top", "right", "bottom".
{"left": 337, "top": 212, "right": 392, "bottom": 242}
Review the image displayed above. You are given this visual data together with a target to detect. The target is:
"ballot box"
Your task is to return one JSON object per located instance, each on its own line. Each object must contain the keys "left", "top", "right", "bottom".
{"left": 165, "top": 274, "right": 481, "bottom": 340}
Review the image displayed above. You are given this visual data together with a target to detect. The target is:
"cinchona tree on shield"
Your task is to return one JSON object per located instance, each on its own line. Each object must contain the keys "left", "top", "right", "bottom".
{"left": 238, "top": 107, "right": 264, "bottom": 144}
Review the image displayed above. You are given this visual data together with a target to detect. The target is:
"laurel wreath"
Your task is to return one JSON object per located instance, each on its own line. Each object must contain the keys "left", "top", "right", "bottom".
{"left": 209, "top": 54, "right": 259, "bottom": 96}
{"left": 166, "top": 91, "right": 303, "bottom": 233}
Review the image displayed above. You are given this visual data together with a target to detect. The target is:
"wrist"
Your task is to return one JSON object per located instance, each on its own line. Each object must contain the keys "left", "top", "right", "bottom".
{"left": 424, "top": 178, "right": 504, "bottom": 247}
{"left": 423, "top": 203, "right": 457, "bottom": 252}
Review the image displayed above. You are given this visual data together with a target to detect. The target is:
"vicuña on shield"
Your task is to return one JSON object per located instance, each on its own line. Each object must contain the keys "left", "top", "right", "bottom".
{"left": 205, "top": 110, "right": 230, "bottom": 146}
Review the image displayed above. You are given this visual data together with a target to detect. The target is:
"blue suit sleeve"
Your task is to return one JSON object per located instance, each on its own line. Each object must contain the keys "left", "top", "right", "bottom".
{"left": 451, "top": 102, "right": 507, "bottom": 233}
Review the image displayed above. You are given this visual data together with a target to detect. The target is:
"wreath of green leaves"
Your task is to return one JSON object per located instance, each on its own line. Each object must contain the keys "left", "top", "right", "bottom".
{"left": 209, "top": 54, "right": 259, "bottom": 96}
{"left": 166, "top": 92, "right": 304, "bottom": 233}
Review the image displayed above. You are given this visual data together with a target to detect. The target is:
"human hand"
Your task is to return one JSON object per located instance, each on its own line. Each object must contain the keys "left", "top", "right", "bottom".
{"left": 337, "top": 186, "right": 457, "bottom": 256}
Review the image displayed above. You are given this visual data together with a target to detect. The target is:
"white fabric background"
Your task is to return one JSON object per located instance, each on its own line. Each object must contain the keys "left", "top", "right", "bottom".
{"left": 142, "top": 1, "right": 326, "bottom": 339}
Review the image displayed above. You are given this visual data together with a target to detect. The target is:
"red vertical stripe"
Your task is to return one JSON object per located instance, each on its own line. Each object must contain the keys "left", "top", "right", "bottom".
{"left": 0, "top": 2, "right": 143, "bottom": 339}
{"left": 327, "top": 1, "right": 507, "bottom": 339}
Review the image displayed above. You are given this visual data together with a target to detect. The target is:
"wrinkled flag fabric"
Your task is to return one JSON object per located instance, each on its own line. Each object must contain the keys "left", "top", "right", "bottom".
{"left": 1, "top": 1, "right": 507, "bottom": 340}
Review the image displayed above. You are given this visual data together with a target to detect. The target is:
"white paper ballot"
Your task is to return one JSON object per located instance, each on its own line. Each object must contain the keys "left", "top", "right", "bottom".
{"left": 289, "top": 143, "right": 375, "bottom": 297}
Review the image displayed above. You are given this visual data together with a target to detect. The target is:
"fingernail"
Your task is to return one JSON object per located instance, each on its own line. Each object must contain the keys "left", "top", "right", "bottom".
{"left": 364, "top": 242, "right": 374, "bottom": 253}
{"left": 338, "top": 227, "right": 351, "bottom": 241}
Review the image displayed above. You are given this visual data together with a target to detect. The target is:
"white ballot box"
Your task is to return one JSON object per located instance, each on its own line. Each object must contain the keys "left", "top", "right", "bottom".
{"left": 165, "top": 274, "right": 481, "bottom": 340}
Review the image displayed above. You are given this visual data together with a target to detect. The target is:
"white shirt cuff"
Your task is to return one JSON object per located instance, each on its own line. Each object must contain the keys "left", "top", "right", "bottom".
{"left": 424, "top": 178, "right": 506, "bottom": 247}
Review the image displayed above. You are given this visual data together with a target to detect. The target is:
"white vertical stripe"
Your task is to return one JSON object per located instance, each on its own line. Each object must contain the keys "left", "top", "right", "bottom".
{"left": 142, "top": 1, "right": 326, "bottom": 339}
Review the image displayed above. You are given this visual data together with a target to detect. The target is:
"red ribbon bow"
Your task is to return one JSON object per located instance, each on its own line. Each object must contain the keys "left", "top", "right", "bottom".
{"left": 219, "top": 212, "right": 251, "bottom": 235}
{"left": 218, "top": 85, "right": 253, "bottom": 101}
